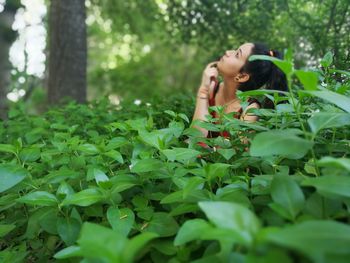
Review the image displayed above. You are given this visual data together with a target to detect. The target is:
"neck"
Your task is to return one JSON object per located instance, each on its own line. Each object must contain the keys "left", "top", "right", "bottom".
{"left": 221, "top": 76, "right": 239, "bottom": 103}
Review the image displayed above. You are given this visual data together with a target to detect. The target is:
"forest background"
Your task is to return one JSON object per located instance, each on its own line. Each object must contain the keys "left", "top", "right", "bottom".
{"left": 0, "top": 0, "right": 349, "bottom": 118}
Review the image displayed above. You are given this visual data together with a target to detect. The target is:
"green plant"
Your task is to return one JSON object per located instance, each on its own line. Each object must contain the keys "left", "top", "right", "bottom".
{"left": 1, "top": 52, "right": 350, "bottom": 262}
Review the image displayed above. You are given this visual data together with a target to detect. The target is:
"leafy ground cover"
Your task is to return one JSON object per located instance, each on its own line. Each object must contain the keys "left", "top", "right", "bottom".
{"left": 1, "top": 53, "right": 350, "bottom": 263}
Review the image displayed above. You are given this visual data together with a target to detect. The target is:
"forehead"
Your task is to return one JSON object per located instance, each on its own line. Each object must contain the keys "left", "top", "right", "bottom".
{"left": 239, "top": 43, "right": 254, "bottom": 58}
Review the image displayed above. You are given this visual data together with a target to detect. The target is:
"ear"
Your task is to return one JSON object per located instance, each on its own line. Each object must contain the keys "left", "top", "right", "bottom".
{"left": 237, "top": 73, "right": 250, "bottom": 83}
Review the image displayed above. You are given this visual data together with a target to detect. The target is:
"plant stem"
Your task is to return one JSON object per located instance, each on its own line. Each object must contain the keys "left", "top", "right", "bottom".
{"left": 287, "top": 74, "right": 320, "bottom": 176}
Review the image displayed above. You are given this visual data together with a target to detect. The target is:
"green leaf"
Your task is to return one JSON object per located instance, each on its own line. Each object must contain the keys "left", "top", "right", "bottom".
{"left": 38, "top": 208, "right": 58, "bottom": 234}
{"left": 249, "top": 55, "right": 293, "bottom": 75}
{"left": 270, "top": 175, "right": 305, "bottom": 220}
{"left": 170, "top": 204, "right": 199, "bottom": 216}
{"left": 269, "top": 203, "right": 294, "bottom": 220}
{"left": 164, "top": 110, "right": 176, "bottom": 117}
{"left": 24, "top": 207, "right": 56, "bottom": 238}
{"left": 320, "top": 51, "right": 333, "bottom": 67}
{"left": 138, "top": 129, "right": 169, "bottom": 150}
{"left": 0, "top": 144, "right": 16, "bottom": 155}
{"left": 250, "top": 129, "right": 313, "bottom": 159}
{"left": 302, "top": 90, "right": 350, "bottom": 113}
{"left": 51, "top": 123, "right": 70, "bottom": 131}
{"left": 317, "top": 157, "right": 350, "bottom": 172}
{"left": 265, "top": 220, "right": 350, "bottom": 262}
{"left": 110, "top": 174, "right": 138, "bottom": 193}
{"left": 240, "top": 89, "right": 289, "bottom": 97}
{"left": 105, "top": 137, "right": 129, "bottom": 151}
{"left": 77, "top": 222, "right": 126, "bottom": 262}
{"left": 0, "top": 224, "right": 16, "bottom": 237}
{"left": 57, "top": 217, "right": 81, "bottom": 246}
{"left": 217, "top": 148, "right": 236, "bottom": 160}
{"left": 61, "top": 188, "right": 105, "bottom": 207}
{"left": 179, "top": 113, "right": 190, "bottom": 123}
{"left": 57, "top": 181, "right": 75, "bottom": 197}
{"left": 76, "top": 143, "right": 100, "bottom": 155}
{"left": 295, "top": 70, "right": 318, "bottom": 91}
{"left": 161, "top": 189, "right": 212, "bottom": 204}
{"left": 0, "top": 164, "right": 29, "bottom": 193}
{"left": 205, "top": 163, "right": 232, "bottom": 181}
{"left": 161, "top": 147, "right": 201, "bottom": 163}
{"left": 123, "top": 232, "right": 159, "bottom": 262}
{"left": 46, "top": 166, "right": 80, "bottom": 184}
{"left": 92, "top": 168, "right": 110, "bottom": 185}
{"left": 251, "top": 174, "right": 273, "bottom": 195}
{"left": 107, "top": 207, "right": 135, "bottom": 236}
{"left": 54, "top": 246, "right": 82, "bottom": 259}
{"left": 168, "top": 121, "right": 184, "bottom": 138}
{"left": 19, "top": 147, "right": 41, "bottom": 162}
{"left": 151, "top": 240, "right": 177, "bottom": 256}
{"left": 198, "top": 201, "right": 260, "bottom": 246}
{"left": 183, "top": 177, "right": 205, "bottom": 198}
{"left": 103, "top": 150, "right": 124, "bottom": 163}
{"left": 174, "top": 219, "right": 211, "bottom": 246}
{"left": 215, "top": 186, "right": 251, "bottom": 207}
{"left": 130, "top": 159, "right": 164, "bottom": 173}
{"left": 17, "top": 191, "right": 58, "bottom": 206}
{"left": 305, "top": 192, "right": 343, "bottom": 219}
{"left": 246, "top": 249, "right": 294, "bottom": 263}
{"left": 302, "top": 175, "right": 350, "bottom": 199}
{"left": 308, "top": 112, "right": 350, "bottom": 134}
{"left": 143, "top": 212, "right": 179, "bottom": 237}
{"left": 126, "top": 118, "right": 148, "bottom": 131}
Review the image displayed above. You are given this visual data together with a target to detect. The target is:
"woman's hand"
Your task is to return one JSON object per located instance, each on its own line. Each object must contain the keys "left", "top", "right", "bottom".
{"left": 198, "top": 61, "right": 219, "bottom": 97}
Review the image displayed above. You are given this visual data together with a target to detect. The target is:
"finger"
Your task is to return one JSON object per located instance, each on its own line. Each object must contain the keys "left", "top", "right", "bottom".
{"left": 207, "top": 67, "right": 218, "bottom": 73}
{"left": 209, "top": 79, "right": 217, "bottom": 98}
{"left": 208, "top": 69, "right": 218, "bottom": 77}
{"left": 206, "top": 61, "right": 219, "bottom": 68}
{"left": 210, "top": 79, "right": 217, "bottom": 87}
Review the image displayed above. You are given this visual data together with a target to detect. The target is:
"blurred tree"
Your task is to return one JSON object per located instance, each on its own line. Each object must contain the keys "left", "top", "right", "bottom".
{"left": 165, "top": 0, "right": 293, "bottom": 57}
{"left": 90, "top": 0, "right": 160, "bottom": 41}
{"left": 86, "top": 0, "right": 209, "bottom": 101}
{"left": 47, "top": 0, "right": 87, "bottom": 105}
{"left": 62, "top": 0, "right": 349, "bottom": 104}
{"left": 0, "top": 0, "right": 21, "bottom": 120}
{"left": 165, "top": 0, "right": 349, "bottom": 69}
{"left": 284, "top": 0, "right": 349, "bottom": 69}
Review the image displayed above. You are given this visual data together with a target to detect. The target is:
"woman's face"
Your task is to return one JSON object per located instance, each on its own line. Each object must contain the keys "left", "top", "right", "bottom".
{"left": 217, "top": 42, "right": 254, "bottom": 78}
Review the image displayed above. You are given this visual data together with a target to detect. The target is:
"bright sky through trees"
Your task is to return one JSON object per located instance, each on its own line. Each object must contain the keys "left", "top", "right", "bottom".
{"left": 9, "top": 0, "right": 46, "bottom": 77}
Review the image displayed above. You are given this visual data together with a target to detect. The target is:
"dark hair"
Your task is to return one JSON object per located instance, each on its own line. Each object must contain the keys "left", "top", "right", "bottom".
{"left": 238, "top": 43, "right": 288, "bottom": 108}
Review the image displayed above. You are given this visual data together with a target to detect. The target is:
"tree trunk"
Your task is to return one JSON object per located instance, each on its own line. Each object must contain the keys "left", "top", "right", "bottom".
{"left": 48, "top": 0, "right": 87, "bottom": 105}
{"left": 0, "top": 2, "right": 18, "bottom": 120}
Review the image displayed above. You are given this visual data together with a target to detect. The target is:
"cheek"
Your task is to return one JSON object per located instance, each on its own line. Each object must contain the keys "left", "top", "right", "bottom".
{"left": 228, "top": 60, "right": 243, "bottom": 74}
{"left": 219, "top": 59, "right": 243, "bottom": 75}
{"left": 233, "top": 60, "right": 245, "bottom": 73}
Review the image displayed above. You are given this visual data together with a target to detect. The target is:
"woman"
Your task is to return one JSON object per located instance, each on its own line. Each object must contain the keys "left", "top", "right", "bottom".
{"left": 192, "top": 42, "right": 288, "bottom": 139}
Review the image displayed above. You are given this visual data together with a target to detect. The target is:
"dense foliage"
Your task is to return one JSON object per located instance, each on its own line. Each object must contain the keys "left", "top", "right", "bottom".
{"left": 1, "top": 53, "right": 350, "bottom": 262}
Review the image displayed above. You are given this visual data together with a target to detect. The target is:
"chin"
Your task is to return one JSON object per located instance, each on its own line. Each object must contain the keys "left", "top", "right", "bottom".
{"left": 217, "top": 61, "right": 222, "bottom": 70}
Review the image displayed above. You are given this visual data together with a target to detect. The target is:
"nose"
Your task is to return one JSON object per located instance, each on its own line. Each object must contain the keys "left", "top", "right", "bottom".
{"left": 225, "top": 50, "right": 235, "bottom": 57}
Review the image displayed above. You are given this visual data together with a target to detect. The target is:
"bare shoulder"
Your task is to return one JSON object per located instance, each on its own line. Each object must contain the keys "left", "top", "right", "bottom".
{"left": 241, "top": 101, "right": 260, "bottom": 122}
{"left": 246, "top": 102, "right": 260, "bottom": 110}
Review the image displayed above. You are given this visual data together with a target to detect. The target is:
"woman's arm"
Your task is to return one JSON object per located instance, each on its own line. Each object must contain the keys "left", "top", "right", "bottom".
{"left": 191, "top": 62, "right": 218, "bottom": 137}
{"left": 241, "top": 102, "right": 260, "bottom": 122}
{"left": 191, "top": 88, "right": 211, "bottom": 137}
